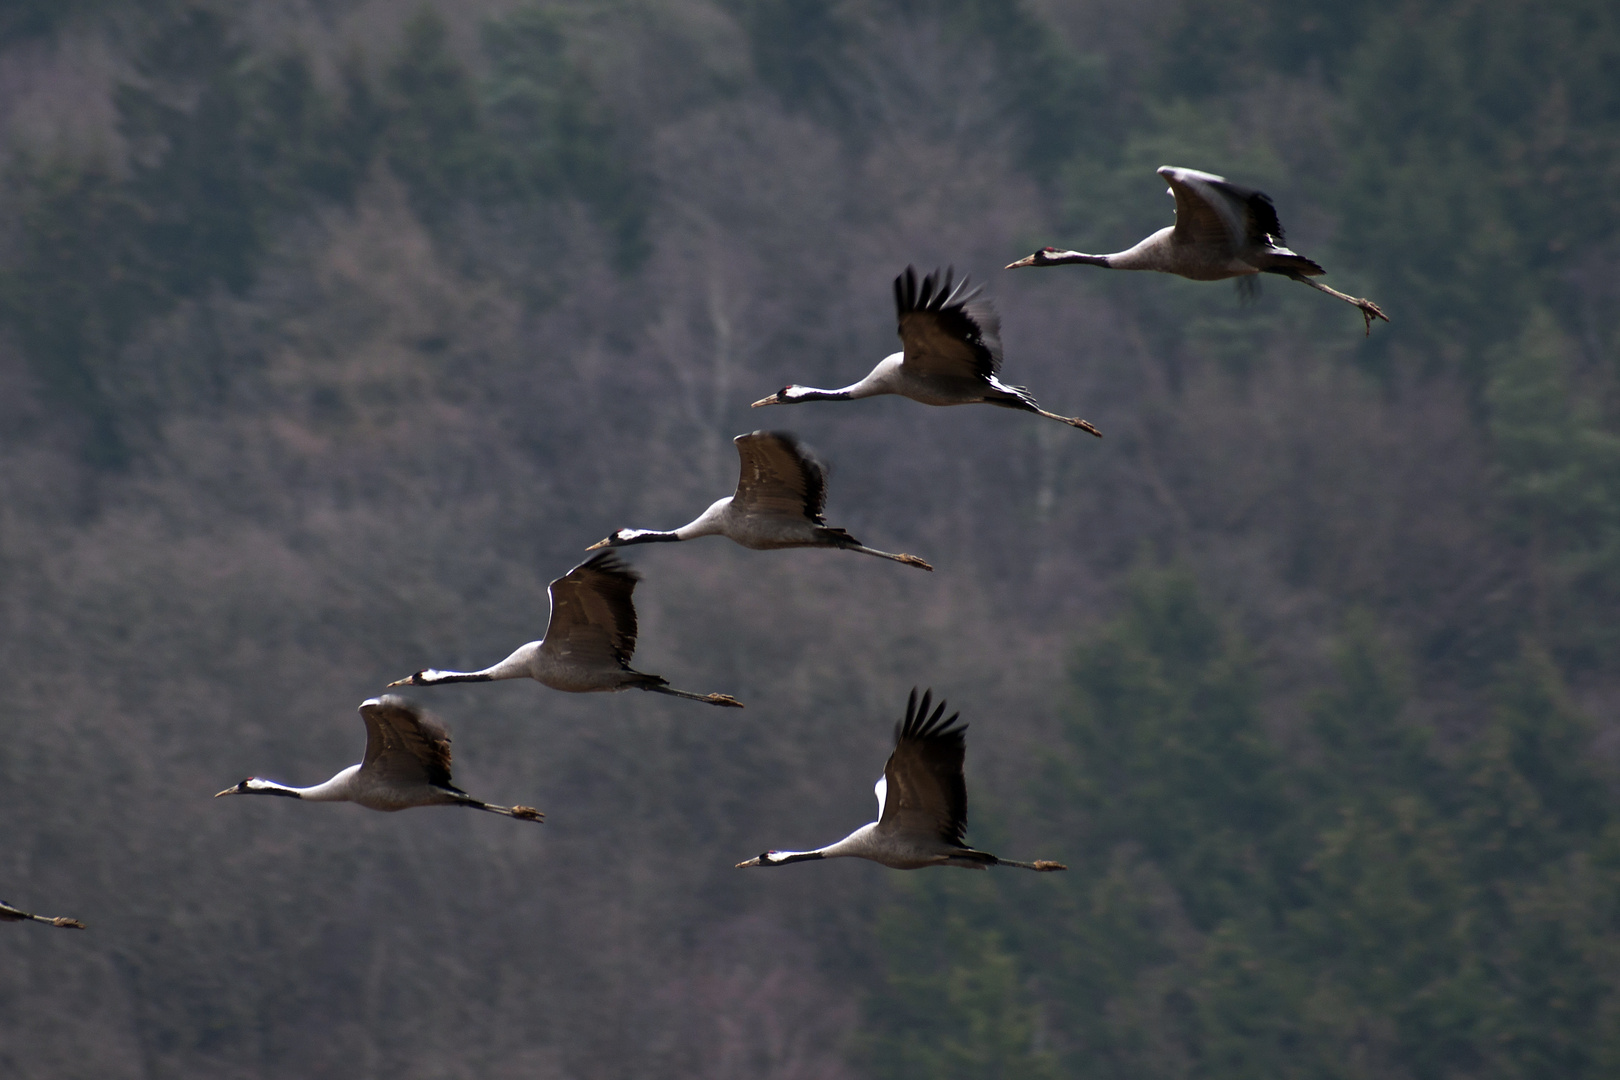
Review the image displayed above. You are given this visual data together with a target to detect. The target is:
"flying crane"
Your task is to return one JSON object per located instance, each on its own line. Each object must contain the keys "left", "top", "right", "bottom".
{"left": 215, "top": 696, "right": 543, "bottom": 821}
{"left": 736, "top": 688, "right": 1067, "bottom": 872}
{"left": 1007, "top": 166, "right": 1389, "bottom": 333}
{"left": 752, "top": 267, "right": 1102, "bottom": 435}
{"left": 588, "top": 431, "right": 932, "bottom": 570}
{"left": 389, "top": 552, "right": 743, "bottom": 707}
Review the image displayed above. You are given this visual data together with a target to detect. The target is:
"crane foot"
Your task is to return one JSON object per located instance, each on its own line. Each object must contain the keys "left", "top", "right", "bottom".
{"left": 1358, "top": 299, "right": 1390, "bottom": 335}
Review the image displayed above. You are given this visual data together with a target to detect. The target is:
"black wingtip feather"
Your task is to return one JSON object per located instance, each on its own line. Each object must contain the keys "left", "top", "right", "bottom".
{"left": 896, "top": 266, "right": 985, "bottom": 317}
{"left": 899, "top": 686, "right": 966, "bottom": 744}
{"left": 893, "top": 266, "right": 1002, "bottom": 373}
{"left": 1247, "top": 190, "right": 1284, "bottom": 243}
{"left": 576, "top": 549, "right": 641, "bottom": 583}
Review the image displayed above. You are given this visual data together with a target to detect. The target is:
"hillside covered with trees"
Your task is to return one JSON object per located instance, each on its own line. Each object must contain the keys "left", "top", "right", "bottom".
{"left": 1, "top": 1, "right": 1617, "bottom": 1077}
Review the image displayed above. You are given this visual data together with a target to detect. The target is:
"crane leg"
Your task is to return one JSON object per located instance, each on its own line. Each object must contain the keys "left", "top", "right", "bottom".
{"left": 646, "top": 685, "right": 745, "bottom": 708}
{"left": 1291, "top": 274, "right": 1389, "bottom": 334}
{"left": 459, "top": 799, "right": 544, "bottom": 822}
{"left": 0, "top": 903, "right": 84, "bottom": 928}
{"left": 1031, "top": 407, "right": 1103, "bottom": 437}
{"left": 847, "top": 545, "right": 934, "bottom": 571}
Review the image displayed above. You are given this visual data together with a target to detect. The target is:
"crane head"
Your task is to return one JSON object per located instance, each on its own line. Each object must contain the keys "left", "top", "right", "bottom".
{"left": 1005, "top": 247, "right": 1059, "bottom": 269}
{"left": 215, "top": 778, "right": 300, "bottom": 799}
{"left": 587, "top": 528, "right": 675, "bottom": 550}
{"left": 735, "top": 850, "right": 809, "bottom": 868}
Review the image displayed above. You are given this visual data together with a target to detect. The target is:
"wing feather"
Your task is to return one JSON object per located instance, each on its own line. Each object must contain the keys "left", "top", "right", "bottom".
{"left": 539, "top": 552, "right": 640, "bottom": 671}
{"left": 1161, "top": 166, "right": 1285, "bottom": 249}
{"left": 360, "top": 695, "right": 456, "bottom": 790}
{"left": 879, "top": 687, "right": 969, "bottom": 846}
{"left": 895, "top": 266, "right": 1003, "bottom": 381}
{"left": 732, "top": 431, "right": 827, "bottom": 523}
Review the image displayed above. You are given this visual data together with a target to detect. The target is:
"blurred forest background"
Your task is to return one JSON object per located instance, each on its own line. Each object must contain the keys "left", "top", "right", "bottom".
{"left": 1, "top": 0, "right": 1618, "bottom": 1076}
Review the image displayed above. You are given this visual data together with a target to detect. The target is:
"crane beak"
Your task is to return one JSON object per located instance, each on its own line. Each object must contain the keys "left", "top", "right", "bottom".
{"left": 585, "top": 537, "right": 612, "bottom": 551}
{"left": 750, "top": 394, "right": 780, "bottom": 408}
{"left": 214, "top": 786, "right": 240, "bottom": 798}
{"left": 385, "top": 674, "right": 419, "bottom": 688}
{"left": 734, "top": 855, "right": 764, "bottom": 868}
{"left": 1005, "top": 253, "right": 1041, "bottom": 269}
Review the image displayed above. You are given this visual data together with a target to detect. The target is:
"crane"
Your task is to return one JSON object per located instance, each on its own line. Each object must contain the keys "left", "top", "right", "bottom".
{"left": 587, "top": 431, "right": 932, "bottom": 569}
{"left": 215, "top": 696, "right": 543, "bottom": 820}
{"left": 1007, "top": 166, "right": 1389, "bottom": 333}
{"left": 388, "top": 552, "right": 743, "bottom": 707}
{"left": 752, "top": 266, "right": 1102, "bottom": 435}
{"left": 736, "top": 688, "right": 1066, "bottom": 871}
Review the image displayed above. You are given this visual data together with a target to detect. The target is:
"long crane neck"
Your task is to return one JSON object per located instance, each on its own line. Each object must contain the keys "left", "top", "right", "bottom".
{"left": 1097, "top": 227, "right": 1177, "bottom": 270}
{"left": 673, "top": 498, "right": 732, "bottom": 540}
{"left": 605, "top": 529, "right": 683, "bottom": 545}
{"left": 392, "top": 642, "right": 540, "bottom": 686}
{"left": 229, "top": 765, "right": 360, "bottom": 803}
{"left": 815, "top": 821, "right": 881, "bottom": 859}
{"left": 758, "top": 849, "right": 829, "bottom": 865}
{"left": 1034, "top": 229, "right": 1176, "bottom": 271}
{"left": 743, "top": 822, "right": 880, "bottom": 867}
{"left": 778, "top": 356, "right": 902, "bottom": 403}
{"left": 776, "top": 384, "right": 864, "bottom": 403}
{"left": 597, "top": 500, "right": 730, "bottom": 547}
{"left": 761, "top": 823, "right": 879, "bottom": 864}
{"left": 1041, "top": 250, "right": 1113, "bottom": 266}
{"left": 294, "top": 765, "right": 361, "bottom": 802}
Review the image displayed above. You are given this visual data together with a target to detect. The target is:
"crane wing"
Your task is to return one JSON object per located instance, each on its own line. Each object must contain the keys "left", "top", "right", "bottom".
{"left": 732, "top": 431, "right": 828, "bottom": 524}
{"left": 360, "top": 695, "right": 455, "bottom": 790}
{"left": 879, "top": 687, "right": 968, "bottom": 846}
{"left": 895, "top": 266, "right": 1004, "bottom": 381}
{"left": 1160, "top": 166, "right": 1285, "bottom": 250}
{"left": 539, "top": 551, "right": 640, "bottom": 671}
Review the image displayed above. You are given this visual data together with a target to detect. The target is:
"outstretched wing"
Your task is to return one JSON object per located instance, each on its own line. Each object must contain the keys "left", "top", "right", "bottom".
{"left": 879, "top": 687, "right": 968, "bottom": 846}
{"left": 539, "top": 551, "right": 640, "bottom": 671}
{"left": 1160, "top": 165, "right": 1284, "bottom": 250}
{"left": 360, "top": 695, "right": 455, "bottom": 789}
{"left": 895, "top": 266, "right": 1004, "bottom": 381}
{"left": 732, "top": 431, "right": 828, "bottom": 524}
